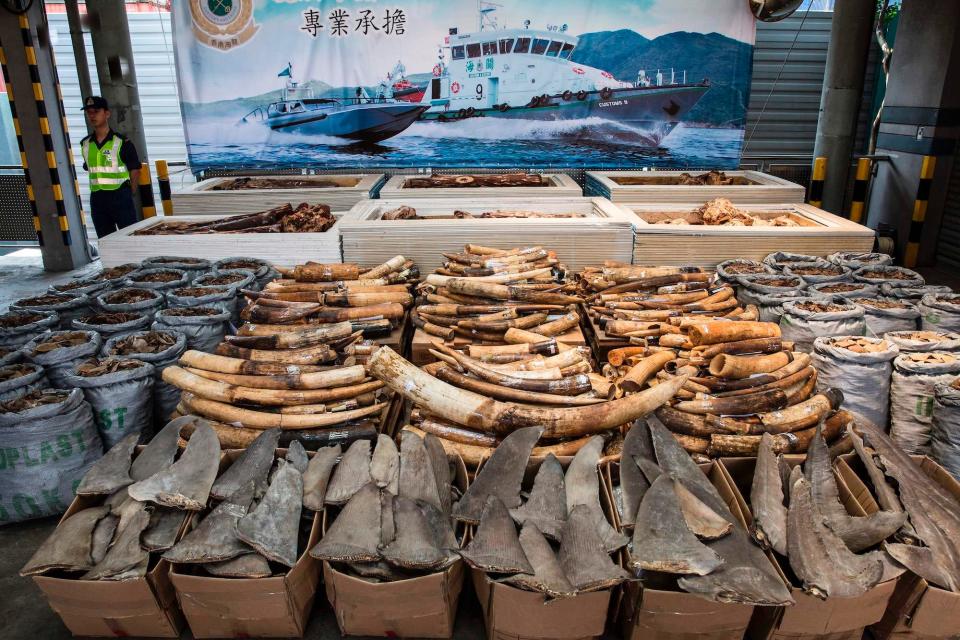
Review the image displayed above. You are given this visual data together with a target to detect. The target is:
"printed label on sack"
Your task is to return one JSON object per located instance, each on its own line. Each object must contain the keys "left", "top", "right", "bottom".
{"left": 915, "top": 396, "right": 935, "bottom": 418}
{"left": 0, "top": 479, "right": 80, "bottom": 521}
{"left": 0, "top": 430, "right": 90, "bottom": 472}
{"left": 97, "top": 407, "right": 129, "bottom": 431}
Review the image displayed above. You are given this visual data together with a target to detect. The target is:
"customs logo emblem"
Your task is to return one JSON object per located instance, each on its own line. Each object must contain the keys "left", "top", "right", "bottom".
{"left": 189, "top": 0, "right": 259, "bottom": 51}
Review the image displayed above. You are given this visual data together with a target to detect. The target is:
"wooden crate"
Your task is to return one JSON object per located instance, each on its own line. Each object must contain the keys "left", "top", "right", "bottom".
{"left": 170, "top": 174, "right": 386, "bottom": 215}
{"left": 620, "top": 202, "right": 874, "bottom": 268}
{"left": 585, "top": 170, "right": 805, "bottom": 204}
{"left": 98, "top": 214, "right": 342, "bottom": 267}
{"left": 411, "top": 324, "right": 586, "bottom": 366}
{"left": 338, "top": 197, "right": 633, "bottom": 273}
{"left": 377, "top": 173, "right": 582, "bottom": 199}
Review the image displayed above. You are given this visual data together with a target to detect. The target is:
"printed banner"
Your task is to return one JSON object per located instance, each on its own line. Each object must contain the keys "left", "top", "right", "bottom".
{"left": 172, "top": 0, "right": 756, "bottom": 171}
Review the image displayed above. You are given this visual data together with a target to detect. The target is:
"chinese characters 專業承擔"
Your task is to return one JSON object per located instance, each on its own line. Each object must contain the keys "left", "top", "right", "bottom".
{"left": 299, "top": 7, "right": 406, "bottom": 38}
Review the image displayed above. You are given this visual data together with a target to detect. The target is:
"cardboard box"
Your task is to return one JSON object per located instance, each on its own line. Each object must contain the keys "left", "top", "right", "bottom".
{"left": 468, "top": 454, "right": 620, "bottom": 640}
{"left": 611, "top": 461, "right": 761, "bottom": 640}
{"left": 718, "top": 457, "right": 898, "bottom": 640}
{"left": 324, "top": 559, "right": 463, "bottom": 638}
{"left": 321, "top": 453, "right": 469, "bottom": 638}
{"left": 837, "top": 455, "right": 960, "bottom": 640}
{"left": 31, "top": 460, "right": 188, "bottom": 637}
{"left": 472, "top": 568, "right": 612, "bottom": 640}
{"left": 169, "top": 449, "right": 322, "bottom": 638}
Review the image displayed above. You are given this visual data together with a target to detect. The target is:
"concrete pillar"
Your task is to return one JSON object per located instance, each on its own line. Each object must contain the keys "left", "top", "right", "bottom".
{"left": 65, "top": 0, "right": 93, "bottom": 135}
{"left": 86, "top": 0, "right": 148, "bottom": 168}
{"left": 812, "top": 0, "right": 875, "bottom": 214}
{"left": 0, "top": 2, "right": 92, "bottom": 271}
{"left": 867, "top": 0, "right": 960, "bottom": 265}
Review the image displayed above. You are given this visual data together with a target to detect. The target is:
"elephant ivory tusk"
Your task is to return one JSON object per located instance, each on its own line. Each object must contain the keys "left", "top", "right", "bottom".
{"left": 686, "top": 321, "right": 781, "bottom": 346}
{"left": 182, "top": 365, "right": 366, "bottom": 390}
{"left": 433, "top": 366, "right": 604, "bottom": 407}
{"left": 179, "top": 350, "right": 328, "bottom": 374}
{"left": 366, "top": 346, "right": 684, "bottom": 438}
{"left": 215, "top": 342, "right": 337, "bottom": 365}
{"left": 618, "top": 351, "right": 676, "bottom": 394}
{"left": 180, "top": 392, "right": 386, "bottom": 429}
{"left": 708, "top": 351, "right": 793, "bottom": 379}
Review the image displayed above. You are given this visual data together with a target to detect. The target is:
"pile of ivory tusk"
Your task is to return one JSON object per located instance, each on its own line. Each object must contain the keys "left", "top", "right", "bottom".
{"left": 162, "top": 317, "right": 393, "bottom": 449}
{"left": 365, "top": 344, "right": 686, "bottom": 468}
{"left": 412, "top": 244, "right": 583, "bottom": 348}
{"left": 237, "top": 256, "right": 417, "bottom": 337}
{"left": 579, "top": 264, "right": 758, "bottom": 342}
{"left": 602, "top": 314, "right": 846, "bottom": 459}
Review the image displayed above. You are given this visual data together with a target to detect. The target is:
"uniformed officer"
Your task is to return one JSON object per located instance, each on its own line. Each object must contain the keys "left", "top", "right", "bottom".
{"left": 80, "top": 96, "right": 141, "bottom": 238}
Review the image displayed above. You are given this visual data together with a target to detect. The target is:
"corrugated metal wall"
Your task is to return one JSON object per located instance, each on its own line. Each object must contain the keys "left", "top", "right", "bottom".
{"left": 742, "top": 10, "right": 877, "bottom": 159}
{"left": 937, "top": 148, "right": 960, "bottom": 270}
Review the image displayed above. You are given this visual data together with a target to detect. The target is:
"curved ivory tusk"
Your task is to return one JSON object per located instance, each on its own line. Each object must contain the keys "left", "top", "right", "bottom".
{"left": 423, "top": 267, "right": 554, "bottom": 288}
{"left": 618, "top": 351, "right": 676, "bottom": 395}
{"left": 430, "top": 343, "right": 588, "bottom": 395}
{"left": 413, "top": 415, "right": 499, "bottom": 447}
{"left": 323, "top": 292, "right": 414, "bottom": 307}
{"left": 433, "top": 366, "right": 604, "bottom": 407}
{"left": 503, "top": 327, "right": 573, "bottom": 352}
{"left": 164, "top": 366, "right": 384, "bottom": 406}
{"left": 179, "top": 350, "right": 329, "bottom": 374}
{"left": 402, "top": 425, "right": 593, "bottom": 467}
{"left": 456, "top": 313, "right": 549, "bottom": 333}
{"left": 707, "top": 410, "right": 852, "bottom": 456}
{"left": 223, "top": 321, "right": 354, "bottom": 349}
{"left": 711, "top": 365, "right": 815, "bottom": 398}
{"left": 180, "top": 392, "right": 386, "bottom": 429}
{"left": 694, "top": 354, "right": 811, "bottom": 392}
{"left": 366, "top": 346, "right": 685, "bottom": 438}
{"left": 361, "top": 255, "right": 407, "bottom": 280}
{"left": 215, "top": 342, "right": 337, "bottom": 365}
{"left": 182, "top": 365, "right": 366, "bottom": 390}
{"left": 691, "top": 337, "right": 783, "bottom": 358}
{"left": 533, "top": 311, "right": 581, "bottom": 337}
{"left": 672, "top": 388, "right": 790, "bottom": 416}
{"left": 708, "top": 351, "right": 793, "bottom": 379}
{"left": 686, "top": 321, "right": 781, "bottom": 346}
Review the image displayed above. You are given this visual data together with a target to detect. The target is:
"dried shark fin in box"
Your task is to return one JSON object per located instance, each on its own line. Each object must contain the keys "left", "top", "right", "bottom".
{"left": 76, "top": 433, "right": 138, "bottom": 496}
{"left": 310, "top": 482, "right": 382, "bottom": 563}
{"left": 370, "top": 433, "right": 400, "bottom": 494}
{"left": 82, "top": 504, "right": 151, "bottom": 580}
{"left": 142, "top": 507, "right": 189, "bottom": 553}
{"left": 129, "top": 415, "right": 185, "bottom": 482}
{"left": 860, "top": 420, "right": 960, "bottom": 591}
{"left": 423, "top": 433, "right": 452, "bottom": 514}
{"left": 509, "top": 453, "right": 566, "bottom": 541}
{"left": 803, "top": 422, "right": 905, "bottom": 552}
{"left": 619, "top": 420, "right": 654, "bottom": 528}
{"left": 210, "top": 428, "right": 281, "bottom": 500}
{"left": 380, "top": 495, "right": 447, "bottom": 571}
{"left": 787, "top": 468, "right": 884, "bottom": 599}
{"left": 285, "top": 440, "right": 309, "bottom": 474}
{"left": 399, "top": 430, "right": 441, "bottom": 510}
{"left": 750, "top": 433, "right": 788, "bottom": 555}
{"left": 91, "top": 514, "right": 119, "bottom": 565}
{"left": 459, "top": 495, "right": 533, "bottom": 575}
{"left": 303, "top": 445, "right": 340, "bottom": 511}
{"left": 20, "top": 506, "right": 110, "bottom": 576}
{"left": 647, "top": 421, "right": 794, "bottom": 606}
{"left": 164, "top": 480, "right": 257, "bottom": 564}
{"left": 559, "top": 504, "right": 629, "bottom": 592}
{"left": 631, "top": 475, "right": 723, "bottom": 576}
{"left": 501, "top": 523, "right": 576, "bottom": 599}
{"left": 564, "top": 436, "right": 628, "bottom": 552}
{"left": 674, "top": 479, "right": 731, "bottom": 541}
{"left": 325, "top": 439, "right": 372, "bottom": 506}
{"left": 127, "top": 421, "right": 221, "bottom": 510}
{"left": 236, "top": 460, "right": 303, "bottom": 568}
{"left": 205, "top": 553, "right": 273, "bottom": 578}
{"left": 454, "top": 426, "right": 544, "bottom": 524}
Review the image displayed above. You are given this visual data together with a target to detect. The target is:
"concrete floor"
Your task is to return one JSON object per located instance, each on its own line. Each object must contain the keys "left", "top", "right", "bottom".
{"left": 0, "top": 246, "right": 954, "bottom": 639}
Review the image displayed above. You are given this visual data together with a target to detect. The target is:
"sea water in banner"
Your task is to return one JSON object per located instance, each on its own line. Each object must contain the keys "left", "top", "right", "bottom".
{"left": 174, "top": 0, "right": 755, "bottom": 170}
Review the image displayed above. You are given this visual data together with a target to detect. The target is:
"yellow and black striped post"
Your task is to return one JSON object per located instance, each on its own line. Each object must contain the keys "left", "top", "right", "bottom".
{"left": 138, "top": 162, "right": 156, "bottom": 219}
{"left": 155, "top": 159, "right": 173, "bottom": 215}
{"left": 904, "top": 155, "right": 936, "bottom": 269}
{"left": 0, "top": 45, "right": 42, "bottom": 245}
{"left": 808, "top": 157, "right": 827, "bottom": 208}
{"left": 849, "top": 158, "right": 871, "bottom": 224}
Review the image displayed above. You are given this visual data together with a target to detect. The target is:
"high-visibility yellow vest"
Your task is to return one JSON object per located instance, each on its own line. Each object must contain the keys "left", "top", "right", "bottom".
{"left": 82, "top": 134, "right": 130, "bottom": 192}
